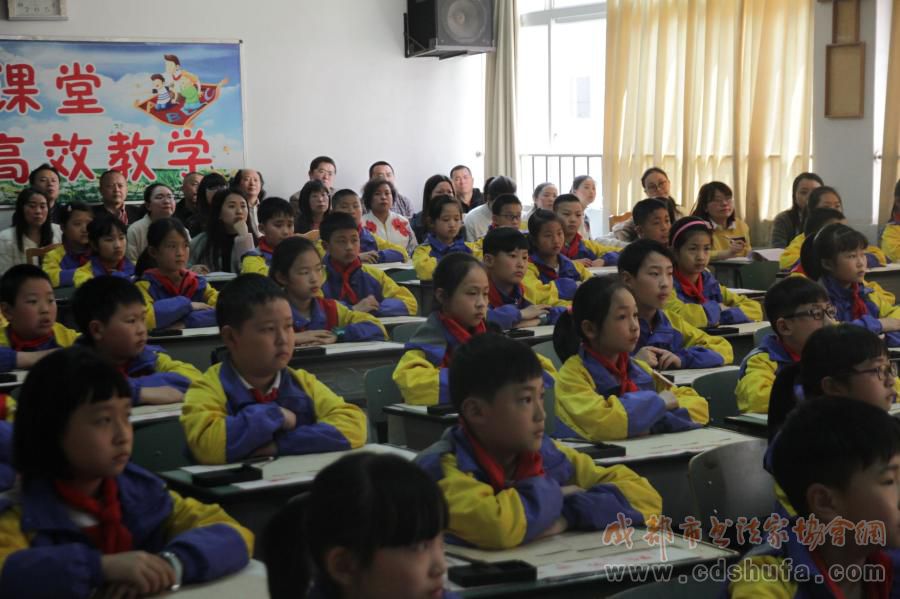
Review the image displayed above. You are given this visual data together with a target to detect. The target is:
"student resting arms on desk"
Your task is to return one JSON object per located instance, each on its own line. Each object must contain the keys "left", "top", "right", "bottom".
{"left": 553, "top": 194, "right": 619, "bottom": 266}
{"left": 72, "top": 215, "right": 135, "bottom": 287}
{"left": 43, "top": 201, "right": 92, "bottom": 288}
{"left": 270, "top": 236, "right": 386, "bottom": 344}
{"left": 526, "top": 209, "right": 591, "bottom": 303}
{"left": 263, "top": 452, "right": 459, "bottom": 599}
{"left": 240, "top": 197, "right": 296, "bottom": 275}
{"left": 416, "top": 333, "right": 662, "bottom": 550}
{"left": 664, "top": 216, "right": 762, "bottom": 328}
{"left": 414, "top": 195, "right": 481, "bottom": 281}
{"left": 553, "top": 277, "right": 708, "bottom": 441}
{"left": 136, "top": 218, "right": 218, "bottom": 330}
{"left": 0, "top": 347, "right": 252, "bottom": 599}
{"left": 180, "top": 274, "right": 367, "bottom": 465}
{"left": 320, "top": 212, "right": 417, "bottom": 317}
{"left": 0, "top": 265, "right": 78, "bottom": 372}
{"left": 618, "top": 240, "right": 733, "bottom": 369}
{"left": 471, "top": 193, "right": 526, "bottom": 254}
{"left": 691, "top": 181, "right": 751, "bottom": 260}
{"left": 72, "top": 276, "right": 201, "bottom": 406}
{"left": 331, "top": 188, "right": 408, "bottom": 263}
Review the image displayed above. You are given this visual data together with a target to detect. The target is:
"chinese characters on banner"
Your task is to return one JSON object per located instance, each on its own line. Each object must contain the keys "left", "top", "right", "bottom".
{"left": 0, "top": 39, "right": 244, "bottom": 204}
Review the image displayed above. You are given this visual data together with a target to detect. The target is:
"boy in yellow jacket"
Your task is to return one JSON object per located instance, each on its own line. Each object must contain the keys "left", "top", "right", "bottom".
{"left": 180, "top": 274, "right": 367, "bottom": 464}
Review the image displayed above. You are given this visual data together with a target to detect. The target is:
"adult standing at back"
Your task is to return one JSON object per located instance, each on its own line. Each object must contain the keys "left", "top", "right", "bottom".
{"left": 451, "top": 164, "right": 484, "bottom": 212}
{"left": 174, "top": 171, "right": 203, "bottom": 230}
{"left": 369, "top": 161, "right": 414, "bottom": 218}
{"left": 95, "top": 169, "right": 143, "bottom": 225}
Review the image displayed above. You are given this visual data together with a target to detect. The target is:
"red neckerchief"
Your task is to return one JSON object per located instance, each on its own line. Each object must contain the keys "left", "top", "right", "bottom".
{"left": 791, "top": 262, "right": 805, "bottom": 275}
{"left": 8, "top": 328, "right": 53, "bottom": 351}
{"left": 777, "top": 339, "right": 802, "bottom": 363}
{"left": 583, "top": 344, "right": 638, "bottom": 395}
{"left": 251, "top": 386, "right": 279, "bottom": 403}
{"left": 257, "top": 238, "right": 275, "bottom": 256}
{"left": 145, "top": 268, "right": 199, "bottom": 299}
{"left": 330, "top": 257, "right": 362, "bottom": 305}
{"left": 850, "top": 282, "right": 870, "bottom": 320}
{"left": 562, "top": 234, "right": 582, "bottom": 260}
{"left": 488, "top": 278, "right": 524, "bottom": 308}
{"left": 674, "top": 268, "right": 706, "bottom": 304}
{"left": 438, "top": 313, "right": 486, "bottom": 367}
{"left": 317, "top": 297, "right": 339, "bottom": 330}
{"left": 529, "top": 256, "right": 558, "bottom": 281}
{"left": 53, "top": 478, "right": 133, "bottom": 554}
{"left": 0, "top": 393, "right": 10, "bottom": 421}
{"left": 810, "top": 549, "right": 892, "bottom": 599}
{"left": 461, "top": 421, "right": 544, "bottom": 493}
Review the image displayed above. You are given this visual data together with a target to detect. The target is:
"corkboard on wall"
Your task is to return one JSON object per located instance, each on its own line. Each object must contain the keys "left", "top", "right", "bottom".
{"left": 825, "top": 42, "right": 865, "bottom": 118}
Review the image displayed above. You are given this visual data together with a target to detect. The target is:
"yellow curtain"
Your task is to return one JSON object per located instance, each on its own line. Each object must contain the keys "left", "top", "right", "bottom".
{"left": 603, "top": 0, "right": 813, "bottom": 244}
{"left": 485, "top": 0, "right": 519, "bottom": 180}
{"left": 879, "top": 0, "right": 900, "bottom": 224}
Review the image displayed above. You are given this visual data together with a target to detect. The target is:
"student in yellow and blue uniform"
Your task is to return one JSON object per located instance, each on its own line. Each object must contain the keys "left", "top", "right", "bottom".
{"left": 263, "top": 453, "right": 459, "bottom": 599}
{"left": 136, "top": 218, "right": 218, "bottom": 330}
{"left": 691, "top": 181, "right": 752, "bottom": 260}
{"left": 43, "top": 201, "right": 92, "bottom": 288}
{"left": 735, "top": 277, "right": 832, "bottom": 414}
{"left": 781, "top": 207, "right": 846, "bottom": 276}
{"left": 631, "top": 198, "right": 672, "bottom": 245}
{"left": 471, "top": 193, "right": 526, "bottom": 254}
{"left": 665, "top": 217, "right": 762, "bottom": 328}
{"left": 554, "top": 194, "right": 619, "bottom": 266}
{"left": 727, "top": 398, "right": 900, "bottom": 598}
{"left": 801, "top": 222, "right": 900, "bottom": 346}
{"left": 270, "top": 236, "right": 386, "bottom": 343}
{"left": 527, "top": 209, "right": 590, "bottom": 302}
{"left": 413, "top": 195, "right": 481, "bottom": 281}
{"left": 618, "top": 239, "right": 733, "bottom": 368}
{"left": 553, "top": 277, "right": 708, "bottom": 442}
{"left": 0, "top": 394, "right": 15, "bottom": 492}
{"left": 240, "top": 197, "right": 295, "bottom": 275}
{"left": 0, "top": 265, "right": 79, "bottom": 372}
{"left": 71, "top": 276, "right": 201, "bottom": 406}
{"left": 415, "top": 332, "right": 662, "bottom": 550}
{"left": 483, "top": 228, "right": 567, "bottom": 329}
{"left": 73, "top": 214, "right": 135, "bottom": 287}
{"left": 180, "top": 274, "right": 367, "bottom": 465}
{"left": 880, "top": 179, "right": 900, "bottom": 262}
{"left": 330, "top": 188, "right": 408, "bottom": 263}
{"left": 0, "top": 346, "right": 252, "bottom": 598}
{"left": 320, "top": 212, "right": 417, "bottom": 317}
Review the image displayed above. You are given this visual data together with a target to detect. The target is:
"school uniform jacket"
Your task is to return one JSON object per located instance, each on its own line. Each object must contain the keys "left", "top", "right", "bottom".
{"left": 0, "top": 463, "right": 253, "bottom": 599}
{"left": 322, "top": 256, "right": 417, "bottom": 317}
{"left": 563, "top": 234, "right": 620, "bottom": 265}
{"left": 314, "top": 226, "right": 409, "bottom": 264}
{"left": 710, "top": 219, "right": 752, "bottom": 258}
{"left": 0, "top": 322, "right": 79, "bottom": 373}
{"left": 554, "top": 347, "right": 708, "bottom": 441}
{"left": 735, "top": 334, "right": 798, "bottom": 414}
{"left": 137, "top": 270, "right": 218, "bottom": 330}
{"left": 42, "top": 245, "right": 90, "bottom": 288}
{"left": 486, "top": 279, "right": 567, "bottom": 330}
{"left": 290, "top": 298, "right": 386, "bottom": 342}
{"left": 0, "top": 396, "right": 15, "bottom": 493}
{"left": 526, "top": 254, "right": 590, "bottom": 302}
{"left": 239, "top": 238, "right": 275, "bottom": 276}
{"left": 72, "top": 256, "right": 135, "bottom": 287}
{"left": 881, "top": 221, "right": 900, "bottom": 263}
{"left": 666, "top": 270, "right": 763, "bottom": 328}
{"left": 392, "top": 313, "right": 557, "bottom": 406}
{"left": 117, "top": 344, "right": 202, "bottom": 405}
{"left": 821, "top": 275, "right": 900, "bottom": 345}
{"left": 412, "top": 235, "right": 482, "bottom": 281}
{"left": 780, "top": 232, "right": 886, "bottom": 271}
{"left": 416, "top": 426, "right": 662, "bottom": 550}
{"left": 180, "top": 361, "right": 367, "bottom": 464}
{"left": 637, "top": 309, "right": 733, "bottom": 367}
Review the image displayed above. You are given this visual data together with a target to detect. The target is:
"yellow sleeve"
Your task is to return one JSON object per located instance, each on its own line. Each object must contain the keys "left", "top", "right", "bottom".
{"left": 393, "top": 348, "right": 441, "bottom": 406}
{"left": 667, "top": 310, "right": 734, "bottom": 364}
{"left": 370, "top": 267, "right": 418, "bottom": 315}
{"left": 468, "top": 241, "right": 483, "bottom": 261}
{"left": 554, "top": 355, "right": 631, "bottom": 441}
{"left": 522, "top": 271, "right": 570, "bottom": 308}
{"left": 728, "top": 555, "right": 796, "bottom": 598}
{"left": 735, "top": 352, "right": 777, "bottom": 414}
{"left": 51, "top": 323, "right": 80, "bottom": 348}
{"left": 664, "top": 290, "right": 711, "bottom": 328}
{"left": 162, "top": 490, "right": 254, "bottom": 556}
{"left": 2, "top": 394, "right": 16, "bottom": 422}
{"left": 72, "top": 262, "right": 92, "bottom": 287}
{"left": 293, "top": 368, "right": 367, "bottom": 449}
{"left": 584, "top": 239, "right": 621, "bottom": 258}
{"left": 0, "top": 506, "right": 29, "bottom": 566}
{"left": 869, "top": 280, "right": 896, "bottom": 306}
{"left": 573, "top": 260, "right": 591, "bottom": 281}
{"left": 203, "top": 283, "right": 218, "bottom": 306}
{"left": 881, "top": 224, "right": 900, "bottom": 263}
{"left": 240, "top": 255, "right": 268, "bottom": 276}
{"left": 315, "top": 240, "right": 326, "bottom": 258}
{"left": 42, "top": 246, "right": 65, "bottom": 288}
{"left": 375, "top": 234, "right": 410, "bottom": 261}
{"left": 866, "top": 244, "right": 888, "bottom": 266}
{"left": 869, "top": 283, "right": 900, "bottom": 319}
{"left": 155, "top": 351, "right": 203, "bottom": 383}
{"left": 437, "top": 452, "right": 529, "bottom": 549}
{"left": 136, "top": 280, "right": 159, "bottom": 330}
{"left": 552, "top": 441, "right": 662, "bottom": 523}
{"left": 720, "top": 285, "right": 763, "bottom": 321}
{"left": 643, "top": 361, "right": 710, "bottom": 425}
{"left": 413, "top": 245, "right": 437, "bottom": 281}
{"left": 335, "top": 301, "right": 388, "bottom": 338}
{"left": 779, "top": 234, "right": 804, "bottom": 270}
{"left": 180, "top": 366, "right": 229, "bottom": 464}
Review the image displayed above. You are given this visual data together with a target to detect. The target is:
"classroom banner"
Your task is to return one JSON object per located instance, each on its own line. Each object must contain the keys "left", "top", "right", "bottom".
{"left": 0, "top": 37, "right": 245, "bottom": 205}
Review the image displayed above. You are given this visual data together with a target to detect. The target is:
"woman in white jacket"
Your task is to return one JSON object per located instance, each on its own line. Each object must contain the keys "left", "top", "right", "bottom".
{"left": 0, "top": 187, "right": 61, "bottom": 275}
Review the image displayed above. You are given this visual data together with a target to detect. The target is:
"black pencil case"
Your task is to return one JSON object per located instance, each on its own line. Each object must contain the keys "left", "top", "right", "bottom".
{"left": 292, "top": 346, "right": 327, "bottom": 357}
{"left": 0, "top": 373, "right": 17, "bottom": 383}
{"left": 558, "top": 438, "right": 627, "bottom": 458}
{"left": 427, "top": 404, "right": 457, "bottom": 416}
{"left": 191, "top": 464, "right": 262, "bottom": 487}
{"left": 448, "top": 560, "right": 537, "bottom": 587}
{"left": 702, "top": 326, "right": 739, "bottom": 335}
{"left": 149, "top": 328, "right": 184, "bottom": 337}
{"left": 505, "top": 328, "right": 535, "bottom": 338}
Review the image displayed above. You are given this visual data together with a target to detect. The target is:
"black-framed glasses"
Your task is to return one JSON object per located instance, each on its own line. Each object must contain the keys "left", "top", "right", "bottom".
{"left": 849, "top": 363, "right": 898, "bottom": 383}
{"left": 784, "top": 305, "right": 836, "bottom": 321}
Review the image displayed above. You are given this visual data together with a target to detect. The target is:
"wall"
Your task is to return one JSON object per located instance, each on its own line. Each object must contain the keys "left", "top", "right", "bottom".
{"left": 0, "top": 0, "right": 486, "bottom": 212}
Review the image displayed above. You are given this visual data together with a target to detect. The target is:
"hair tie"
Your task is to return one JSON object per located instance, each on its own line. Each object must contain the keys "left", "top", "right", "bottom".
{"left": 671, "top": 219, "right": 712, "bottom": 247}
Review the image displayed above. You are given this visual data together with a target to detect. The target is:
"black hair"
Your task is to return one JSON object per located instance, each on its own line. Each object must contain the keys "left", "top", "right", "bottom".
{"left": 571, "top": 175, "right": 594, "bottom": 193}
{"left": 803, "top": 207, "right": 845, "bottom": 237}
{"left": 788, "top": 172, "right": 824, "bottom": 228}
{"left": 142, "top": 182, "right": 172, "bottom": 205}
{"left": 135, "top": 217, "right": 190, "bottom": 277}
{"left": 72, "top": 276, "right": 145, "bottom": 343}
{"left": 201, "top": 189, "right": 248, "bottom": 272}
{"left": 895, "top": 178, "right": 900, "bottom": 200}
{"left": 771, "top": 397, "right": 900, "bottom": 515}
{"left": 58, "top": 200, "right": 92, "bottom": 229}
{"left": 486, "top": 176, "right": 516, "bottom": 203}
{"left": 426, "top": 195, "right": 463, "bottom": 226}
{"left": 261, "top": 452, "right": 447, "bottom": 599}
{"left": 230, "top": 169, "right": 267, "bottom": 202}
{"left": 269, "top": 236, "right": 320, "bottom": 284}
{"left": 768, "top": 324, "right": 887, "bottom": 439}
{"left": 640, "top": 167, "right": 668, "bottom": 188}
{"left": 361, "top": 178, "right": 397, "bottom": 212}
{"left": 763, "top": 276, "right": 829, "bottom": 333}
{"left": 807, "top": 186, "right": 842, "bottom": 213}
{"left": 87, "top": 213, "right": 127, "bottom": 247}
{"left": 632, "top": 198, "right": 669, "bottom": 227}
{"left": 13, "top": 346, "right": 131, "bottom": 482}
{"left": 482, "top": 227, "right": 528, "bottom": 256}
{"left": 433, "top": 253, "right": 486, "bottom": 313}
{"left": 0, "top": 264, "right": 51, "bottom": 305}
{"left": 258, "top": 197, "right": 294, "bottom": 225}
{"left": 450, "top": 164, "right": 471, "bottom": 178}
{"left": 368, "top": 161, "right": 393, "bottom": 178}
{"left": 533, "top": 182, "right": 557, "bottom": 202}
{"left": 308, "top": 156, "right": 336, "bottom": 174}
{"left": 216, "top": 273, "right": 288, "bottom": 329}
{"left": 330, "top": 188, "right": 359, "bottom": 209}
{"left": 553, "top": 276, "right": 631, "bottom": 362}
{"left": 526, "top": 209, "right": 563, "bottom": 248}
{"left": 617, "top": 238, "right": 675, "bottom": 276}
{"left": 296, "top": 180, "right": 331, "bottom": 234}
{"left": 28, "top": 164, "right": 60, "bottom": 199}
{"left": 692, "top": 181, "right": 735, "bottom": 226}
{"left": 98, "top": 169, "right": 124, "bottom": 186}
{"left": 669, "top": 216, "right": 712, "bottom": 251}
{"left": 449, "top": 332, "right": 543, "bottom": 412}
{"left": 12, "top": 187, "right": 54, "bottom": 252}
{"left": 196, "top": 172, "right": 229, "bottom": 216}
{"left": 552, "top": 193, "right": 581, "bottom": 212}
{"left": 319, "top": 212, "right": 358, "bottom": 244}
{"left": 421, "top": 175, "right": 455, "bottom": 232}
{"left": 491, "top": 194, "right": 521, "bottom": 216}
{"left": 800, "top": 222, "right": 868, "bottom": 281}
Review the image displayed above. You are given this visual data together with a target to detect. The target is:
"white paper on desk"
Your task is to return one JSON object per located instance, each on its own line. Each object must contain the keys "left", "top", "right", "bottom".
{"left": 387, "top": 403, "right": 429, "bottom": 415}
{"left": 205, "top": 271, "right": 236, "bottom": 280}
{"left": 661, "top": 365, "right": 740, "bottom": 386}
{"left": 537, "top": 546, "right": 696, "bottom": 581}
{"left": 728, "top": 288, "right": 765, "bottom": 296}
{"left": 588, "top": 266, "right": 618, "bottom": 276}
{"left": 378, "top": 316, "right": 426, "bottom": 326}
{"left": 324, "top": 341, "right": 404, "bottom": 355}
{"left": 594, "top": 427, "right": 755, "bottom": 464}
{"left": 739, "top": 413, "right": 768, "bottom": 424}
{"left": 130, "top": 403, "right": 183, "bottom": 423}
{"left": 177, "top": 559, "right": 267, "bottom": 598}
{"left": 748, "top": 248, "right": 784, "bottom": 262}
{"left": 733, "top": 321, "right": 772, "bottom": 335}
{"left": 369, "top": 262, "right": 414, "bottom": 271}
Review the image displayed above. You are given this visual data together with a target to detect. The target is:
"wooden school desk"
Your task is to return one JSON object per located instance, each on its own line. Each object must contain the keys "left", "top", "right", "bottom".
{"left": 400, "top": 278, "right": 432, "bottom": 316}
{"left": 660, "top": 365, "right": 740, "bottom": 386}
{"left": 159, "top": 444, "right": 415, "bottom": 541}
{"left": 205, "top": 271, "right": 236, "bottom": 289}
{"left": 130, "top": 403, "right": 187, "bottom": 473}
{"left": 150, "top": 326, "right": 221, "bottom": 370}
{"left": 725, "top": 404, "right": 900, "bottom": 439}
{"left": 178, "top": 560, "right": 267, "bottom": 599}
{"left": 0, "top": 369, "right": 27, "bottom": 392}
{"left": 864, "top": 263, "right": 900, "bottom": 298}
{"left": 383, "top": 404, "right": 457, "bottom": 449}
{"left": 708, "top": 321, "right": 771, "bottom": 363}
{"left": 289, "top": 341, "right": 406, "bottom": 404}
